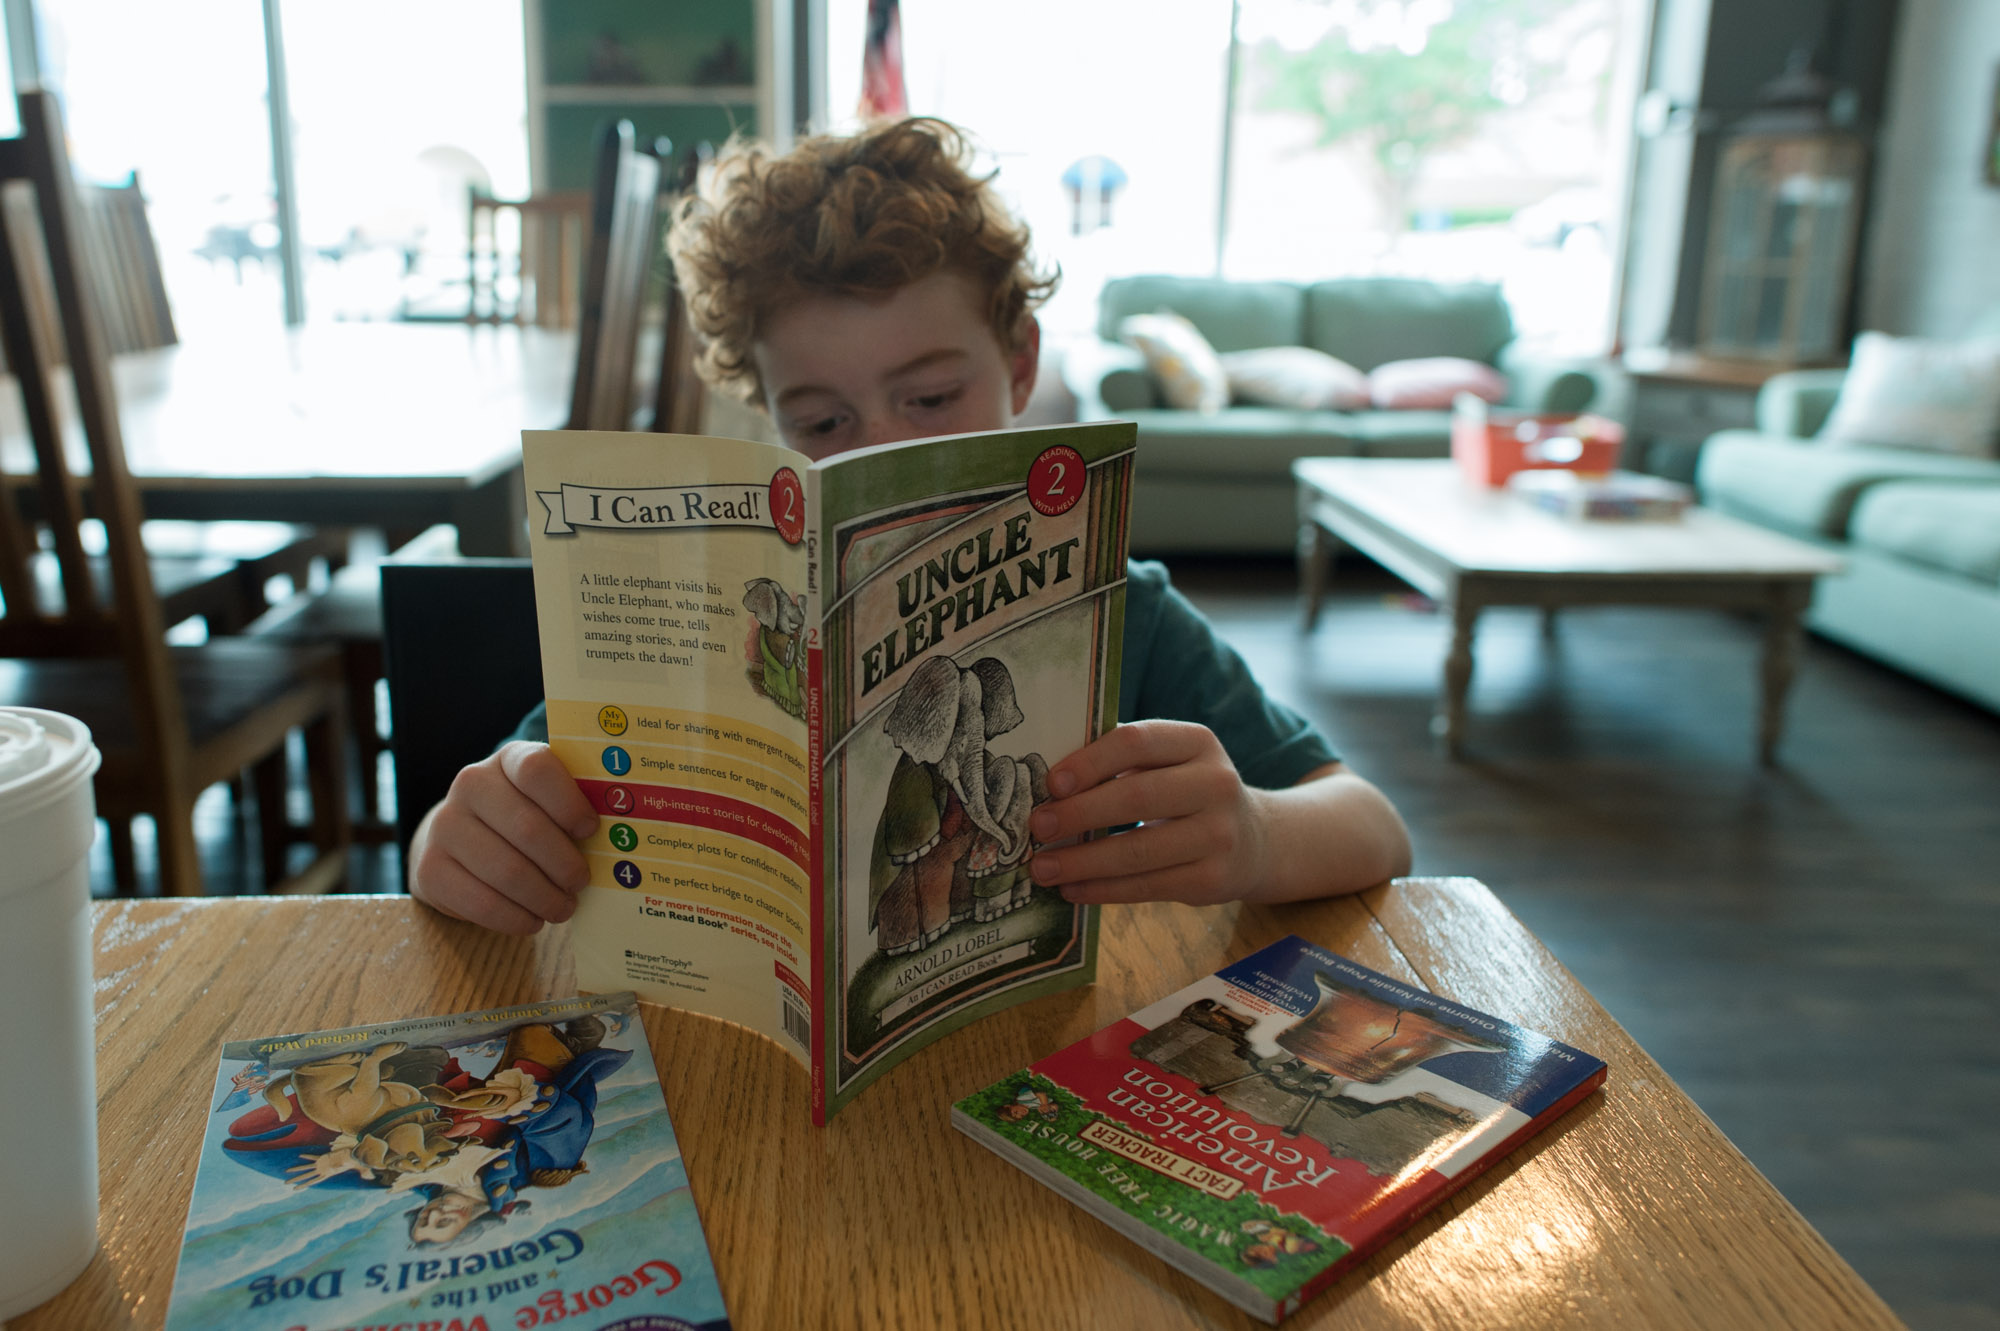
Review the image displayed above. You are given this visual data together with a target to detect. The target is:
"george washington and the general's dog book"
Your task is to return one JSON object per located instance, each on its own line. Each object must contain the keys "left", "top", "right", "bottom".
{"left": 952, "top": 936, "right": 1607, "bottom": 1324}
{"left": 523, "top": 423, "right": 1136, "bottom": 1123}
{"left": 162, "top": 992, "right": 728, "bottom": 1331}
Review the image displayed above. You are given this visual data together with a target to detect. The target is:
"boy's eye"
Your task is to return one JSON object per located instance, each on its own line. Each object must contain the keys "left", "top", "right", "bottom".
{"left": 907, "top": 387, "right": 962, "bottom": 412}
{"left": 794, "top": 411, "right": 850, "bottom": 439}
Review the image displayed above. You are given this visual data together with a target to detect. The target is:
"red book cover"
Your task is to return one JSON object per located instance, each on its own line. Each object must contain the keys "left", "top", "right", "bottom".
{"left": 952, "top": 936, "right": 1607, "bottom": 1323}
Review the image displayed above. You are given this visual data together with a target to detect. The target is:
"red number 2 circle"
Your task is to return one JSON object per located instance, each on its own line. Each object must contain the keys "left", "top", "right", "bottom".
{"left": 1028, "top": 445, "right": 1086, "bottom": 517}
{"left": 769, "top": 468, "right": 805, "bottom": 545}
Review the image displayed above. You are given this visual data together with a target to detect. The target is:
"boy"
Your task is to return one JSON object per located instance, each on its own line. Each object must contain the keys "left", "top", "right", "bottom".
{"left": 409, "top": 118, "right": 1410, "bottom": 936}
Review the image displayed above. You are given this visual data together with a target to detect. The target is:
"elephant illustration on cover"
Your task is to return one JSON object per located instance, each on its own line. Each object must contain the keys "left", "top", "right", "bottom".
{"left": 742, "top": 577, "right": 806, "bottom": 719}
{"left": 868, "top": 656, "right": 1050, "bottom": 956}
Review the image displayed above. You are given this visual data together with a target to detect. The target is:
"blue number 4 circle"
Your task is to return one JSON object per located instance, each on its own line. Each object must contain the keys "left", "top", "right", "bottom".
{"left": 601, "top": 745, "right": 632, "bottom": 776}
{"left": 612, "top": 860, "right": 643, "bottom": 889}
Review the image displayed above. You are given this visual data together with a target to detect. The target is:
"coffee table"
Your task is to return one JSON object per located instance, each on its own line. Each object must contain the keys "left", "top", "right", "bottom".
{"left": 1293, "top": 458, "right": 1844, "bottom": 763}
{"left": 16, "top": 884, "right": 1899, "bottom": 1330}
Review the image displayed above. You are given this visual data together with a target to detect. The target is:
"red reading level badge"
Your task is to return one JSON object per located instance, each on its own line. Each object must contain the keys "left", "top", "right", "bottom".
{"left": 1029, "top": 445, "right": 1086, "bottom": 517}
{"left": 769, "top": 467, "right": 805, "bottom": 544}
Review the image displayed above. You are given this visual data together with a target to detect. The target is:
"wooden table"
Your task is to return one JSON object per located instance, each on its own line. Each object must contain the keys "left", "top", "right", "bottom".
{"left": 0, "top": 323, "right": 577, "bottom": 556}
{"left": 1294, "top": 458, "right": 1844, "bottom": 763}
{"left": 24, "top": 883, "right": 1900, "bottom": 1330}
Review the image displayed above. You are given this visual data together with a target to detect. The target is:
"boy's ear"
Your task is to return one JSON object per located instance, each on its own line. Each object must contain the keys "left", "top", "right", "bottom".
{"left": 1008, "top": 315, "right": 1041, "bottom": 418}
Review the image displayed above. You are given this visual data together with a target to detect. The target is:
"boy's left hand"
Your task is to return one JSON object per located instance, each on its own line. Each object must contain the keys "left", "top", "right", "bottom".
{"left": 1027, "top": 720, "right": 1266, "bottom": 905}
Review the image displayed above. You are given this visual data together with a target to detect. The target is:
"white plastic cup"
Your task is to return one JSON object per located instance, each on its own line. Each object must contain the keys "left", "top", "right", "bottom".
{"left": 0, "top": 707, "right": 103, "bottom": 1321}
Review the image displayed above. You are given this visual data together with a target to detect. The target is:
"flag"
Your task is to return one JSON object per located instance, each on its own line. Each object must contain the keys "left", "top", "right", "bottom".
{"left": 860, "top": 0, "right": 907, "bottom": 120}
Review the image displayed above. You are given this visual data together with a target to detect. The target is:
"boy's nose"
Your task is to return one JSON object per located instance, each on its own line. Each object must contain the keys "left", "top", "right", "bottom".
{"left": 860, "top": 413, "right": 916, "bottom": 449}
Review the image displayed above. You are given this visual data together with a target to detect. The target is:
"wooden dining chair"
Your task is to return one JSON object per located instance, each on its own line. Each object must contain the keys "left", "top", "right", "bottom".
{"left": 651, "top": 257, "right": 706, "bottom": 436}
{"left": 250, "top": 123, "right": 664, "bottom": 851}
{"left": 0, "top": 89, "right": 351, "bottom": 896}
{"left": 76, "top": 172, "right": 177, "bottom": 355}
{"left": 465, "top": 189, "right": 589, "bottom": 328}
{"left": 650, "top": 142, "right": 708, "bottom": 436}
{"left": 1, "top": 146, "right": 348, "bottom": 636}
{"left": 566, "top": 120, "right": 663, "bottom": 432}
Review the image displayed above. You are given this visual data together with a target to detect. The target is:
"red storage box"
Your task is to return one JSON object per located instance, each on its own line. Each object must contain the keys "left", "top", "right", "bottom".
{"left": 1452, "top": 396, "right": 1624, "bottom": 487}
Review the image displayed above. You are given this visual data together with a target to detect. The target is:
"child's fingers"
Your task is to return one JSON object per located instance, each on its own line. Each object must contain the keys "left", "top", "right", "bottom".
{"left": 450, "top": 759, "right": 592, "bottom": 894}
{"left": 1043, "top": 720, "right": 1214, "bottom": 798}
{"left": 499, "top": 742, "right": 599, "bottom": 840}
{"left": 408, "top": 845, "right": 551, "bottom": 936}
{"left": 1052, "top": 855, "right": 1238, "bottom": 907}
{"left": 1029, "top": 760, "right": 1229, "bottom": 845}
{"left": 445, "top": 810, "right": 584, "bottom": 922}
{"left": 1031, "top": 817, "right": 1221, "bottom": 893}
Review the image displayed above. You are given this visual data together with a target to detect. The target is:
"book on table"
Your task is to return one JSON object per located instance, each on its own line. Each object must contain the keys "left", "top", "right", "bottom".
{"left": 163, "top": 993, "right": 730, "bottom": 1331}
{"left": 952, "top": 935, "right": 1608, "bottom": 1324}
{"left": 523, "top": 422, "right": 1138, "bottom": 1123}
{"left": 1506, "top": 467, "right": 1693, "bottom": 520}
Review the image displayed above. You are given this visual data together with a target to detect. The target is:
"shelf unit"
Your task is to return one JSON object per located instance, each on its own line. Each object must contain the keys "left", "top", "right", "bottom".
{"left": 524, "top": 0, "right": 792, "bottom": 194}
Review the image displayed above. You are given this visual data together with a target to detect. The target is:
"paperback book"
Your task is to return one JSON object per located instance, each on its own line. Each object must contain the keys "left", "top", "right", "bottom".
{"left": 163, "top": 993, "right": 729, "bottom": 1331}
{"left": 523, "top": 422, "right": 1137, "bottom": 1122}
{"left": 1507, "top": 467, "right": 1693, "bottom": 520}
{"left": 952, "top": 936, "right": 1607, "bottom": 1324}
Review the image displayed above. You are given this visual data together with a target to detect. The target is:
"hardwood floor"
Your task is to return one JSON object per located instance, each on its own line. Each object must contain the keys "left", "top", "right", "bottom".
{"left": 87, "top": 554, "right": 1997, "bottom": 1328}
{"left": 1170, "top": 555, "right": 2000, "bottom": 1331}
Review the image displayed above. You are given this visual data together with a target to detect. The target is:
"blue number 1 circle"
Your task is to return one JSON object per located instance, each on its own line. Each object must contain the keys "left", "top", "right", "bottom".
{"left": 601, "top": 745, "right": 632, "bottom": 776}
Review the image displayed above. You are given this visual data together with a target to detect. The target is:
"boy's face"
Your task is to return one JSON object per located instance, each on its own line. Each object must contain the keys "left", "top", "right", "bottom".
{"left": 753, "top": 270, "right": 1039, "bottom": 461}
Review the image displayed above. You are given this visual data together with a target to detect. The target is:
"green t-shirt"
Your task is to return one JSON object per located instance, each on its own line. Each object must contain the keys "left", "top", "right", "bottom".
{"left": 510, "top": 559, "right": 1338, "bottom": 788}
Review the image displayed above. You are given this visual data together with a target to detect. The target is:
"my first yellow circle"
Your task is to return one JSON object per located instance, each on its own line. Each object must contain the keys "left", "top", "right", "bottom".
{"left": 597, "top": 705, "right": 629, "bottom": 736}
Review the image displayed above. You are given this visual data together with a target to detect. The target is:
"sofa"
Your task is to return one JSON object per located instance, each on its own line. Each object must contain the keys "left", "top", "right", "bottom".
{"left": 1695, "top": 322, "right": 2000, "bottom": 713}
{"left": 1062, "top": 275, "right": 1607, "bottom": 554}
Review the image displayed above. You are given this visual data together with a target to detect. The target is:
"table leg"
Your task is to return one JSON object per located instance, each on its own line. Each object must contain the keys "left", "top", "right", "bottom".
{"left": 1434, "top": 600, "right": 1478, "bottom": 758}
{"left": 1758, "top": 583, "right": 1811, "bottom": 766}
{"left": 1298, "top": 516, "right": 1331, "bottom": 631}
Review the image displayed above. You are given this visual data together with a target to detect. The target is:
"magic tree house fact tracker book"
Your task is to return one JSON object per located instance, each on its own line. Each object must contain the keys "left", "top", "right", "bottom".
{"left": 524, "top": 422, "right": 1136, "bottom": 1123}
{"left": 952, "top": 937, "right": 1608, "bottom": 1325}
{"left": 163, "top": 993, "right": 729, "bottom": 1331}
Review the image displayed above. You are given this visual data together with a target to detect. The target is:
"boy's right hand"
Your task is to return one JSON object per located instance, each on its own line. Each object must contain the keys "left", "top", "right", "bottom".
{"left": 407, "top": 742, "right": 598, "bottom": 935}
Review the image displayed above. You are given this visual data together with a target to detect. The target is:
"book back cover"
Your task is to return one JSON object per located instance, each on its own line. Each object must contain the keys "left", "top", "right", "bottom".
{"left": 164, "top": 994, "right": 729, "bottom": 1331}
{"left": 953, "top": 937, "right": 1606, "bottom": 1322}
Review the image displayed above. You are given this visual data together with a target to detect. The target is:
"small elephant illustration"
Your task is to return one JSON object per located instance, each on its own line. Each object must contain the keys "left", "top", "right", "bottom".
{"left": 742, "top": 577, "right": 806, "bottom": 718}
{"left": 868, "top": 655, "right": 1049, "bottom": 957}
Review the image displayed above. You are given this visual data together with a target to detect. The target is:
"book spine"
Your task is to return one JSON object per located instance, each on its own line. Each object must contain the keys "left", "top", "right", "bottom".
{"left": 806, "top": 477, "right": 828, "bottom": 1125}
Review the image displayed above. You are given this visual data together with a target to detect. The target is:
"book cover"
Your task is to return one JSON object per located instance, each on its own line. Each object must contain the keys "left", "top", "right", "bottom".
{"left": 522, "top": 423, "right": 1136, "bottom": 1123}
{"left": 163, "top": 993, "right": 729, "bottom": 1331}
{"left": 951, "top": 936, "right": 1607, "bottom": 1324}
{"left": 1507, "top": 468, "right": 1692, "bottom": 520}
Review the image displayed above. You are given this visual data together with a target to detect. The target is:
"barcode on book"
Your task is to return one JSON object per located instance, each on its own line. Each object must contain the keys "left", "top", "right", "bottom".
{"left": 779, "top": 983, "right": 810, "bottom": 1049}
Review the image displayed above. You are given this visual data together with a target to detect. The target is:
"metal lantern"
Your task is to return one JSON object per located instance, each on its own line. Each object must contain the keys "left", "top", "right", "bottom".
{"left": 1698, "top": 51, "right": 1868, "bottom": 363}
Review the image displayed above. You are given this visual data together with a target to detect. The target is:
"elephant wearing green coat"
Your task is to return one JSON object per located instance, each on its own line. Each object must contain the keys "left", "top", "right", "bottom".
{"left": 869, "top": 656, "right": 1050, "bottom": 957}
{"left": 742, "top": 577, "right": 806, "bottom": 719}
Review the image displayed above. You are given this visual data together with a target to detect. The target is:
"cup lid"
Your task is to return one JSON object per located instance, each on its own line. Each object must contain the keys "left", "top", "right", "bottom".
{"left": 0, "top": 708, "right": 101, "bottom": 814}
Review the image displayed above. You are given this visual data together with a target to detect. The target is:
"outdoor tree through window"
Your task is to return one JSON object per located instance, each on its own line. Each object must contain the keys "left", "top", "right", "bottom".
{"left": 1227, "top": 0, "right": 1640, "bottom": 350}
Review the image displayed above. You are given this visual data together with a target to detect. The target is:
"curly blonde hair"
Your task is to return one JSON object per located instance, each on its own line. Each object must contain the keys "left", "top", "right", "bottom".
{"left": 667, "top": 117, "right": 1058, "bottom": 404}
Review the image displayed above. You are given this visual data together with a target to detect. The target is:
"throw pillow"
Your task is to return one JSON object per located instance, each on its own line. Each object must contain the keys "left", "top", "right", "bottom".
{"left": 1369, "top": 357, "right": 1509, "bottom": 410}
{"left": 1219, "top": 347, "right": 1372, "bottom": 410}
{"left": 1118, "top": 311, "right": 1230, "bottom": 413}
{"left": 1820, "top": 331, "right": 2000, "bottom": 457}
